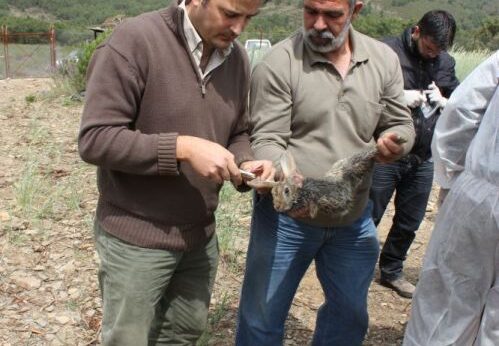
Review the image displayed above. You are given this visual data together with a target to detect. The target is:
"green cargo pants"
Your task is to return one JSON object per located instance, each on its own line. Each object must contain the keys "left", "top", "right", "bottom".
{"left": 94, "top": 223, "right": 219, "bottom": 346}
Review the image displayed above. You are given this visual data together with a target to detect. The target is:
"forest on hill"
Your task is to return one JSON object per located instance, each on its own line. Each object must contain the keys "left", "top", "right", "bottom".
{"left": 0, "top": 0, "right": 498, "bottom": 50}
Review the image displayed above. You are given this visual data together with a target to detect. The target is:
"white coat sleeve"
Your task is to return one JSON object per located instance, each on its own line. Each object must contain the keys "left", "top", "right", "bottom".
{"left": 431, "top": 51, "right": 499, "bottom": 189}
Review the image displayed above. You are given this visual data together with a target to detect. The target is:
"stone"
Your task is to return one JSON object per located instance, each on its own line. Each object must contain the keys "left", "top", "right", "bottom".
{"left": 68, "top": 287, "right": 80, "bottom": 299}
{"left": 0, "top": 210, "right": 10, "bottom": 222}
{"left": 54, "top": 315, "right": 71, "bottom": 325}
{"left": 10, "top": 272, "right": 41, "bottom": 290}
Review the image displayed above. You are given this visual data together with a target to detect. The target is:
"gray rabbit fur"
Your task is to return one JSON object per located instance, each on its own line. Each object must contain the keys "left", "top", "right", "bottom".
{"left": 248, "top": 139, "right": 406, "bottom": 219}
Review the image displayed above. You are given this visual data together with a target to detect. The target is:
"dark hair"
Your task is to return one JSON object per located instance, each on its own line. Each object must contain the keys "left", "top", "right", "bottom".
{"left": 417, "top": 10, "right": 456, "bottom": 50}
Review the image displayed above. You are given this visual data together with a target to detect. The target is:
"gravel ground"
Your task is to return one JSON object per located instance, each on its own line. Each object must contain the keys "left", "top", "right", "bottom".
{"left": 0, "top": 78, "right": 439, "bottom": 345}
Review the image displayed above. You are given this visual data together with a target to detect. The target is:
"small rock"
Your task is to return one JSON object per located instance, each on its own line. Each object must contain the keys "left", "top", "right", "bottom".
{"left": 50, "top": 337, "right": 65, "bottom": 346}
{"left": 10, "top": 272, "right": 42, "bottom": 290}
{"left": 55, "top": 315, "right": 71, "bottom": 325}
{"left": 25, "top": 229, "right": 39, "bottom": 235}
{"left": 60, "top": 260, "right": 75, "bottom": 273}
{"left": 0, "top": 210, "right": 10, "bottom": 221}
{"left": 9, "top": 217, "right": 28, "bottom": 230}
{"left": 50, "top": 253, "right": 64, "bottom": 261}
{"left": 35, "top": 319, "right": 49, "bottom": 328}
{"left": 68, "top": 287, "right": 80, "bottom": 299}
{"left": 85, "top": 309, "right": 96, "bottom": 318}
{"left": 50, "top": 281, "right": 63, "bottom": 290}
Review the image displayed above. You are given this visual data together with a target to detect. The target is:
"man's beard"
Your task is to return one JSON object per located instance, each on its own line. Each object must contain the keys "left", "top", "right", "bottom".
{"left": 303, "top": 19, "right": 351, "bottom": 54}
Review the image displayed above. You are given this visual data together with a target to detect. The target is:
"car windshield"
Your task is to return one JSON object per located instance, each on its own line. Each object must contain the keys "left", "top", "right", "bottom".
{"left": 246, "top": 40, "right": 271, "bottom": 50}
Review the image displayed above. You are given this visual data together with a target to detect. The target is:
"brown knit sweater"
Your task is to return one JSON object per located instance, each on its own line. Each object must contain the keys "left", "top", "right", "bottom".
{"left": 78, "top": 2, "right": 254, "bottom": 251}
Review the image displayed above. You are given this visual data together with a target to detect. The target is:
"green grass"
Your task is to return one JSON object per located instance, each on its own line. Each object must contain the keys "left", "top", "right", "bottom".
{"left": 197, "top": 290, "right": 233, "bottom": 346}
{"left": 66, "top": 299, "right": 79, "bottom": 311}
{"left": 40, "top": 74, "right": 82, "bottom": 104}
{"left": 9, "top": 102, "right": 88, "bottom": 245}
{"left": 215, "top": 184, "right": 253, "bottom": 273}
{"left": 25, "top": 94, "right": 36, "bottom": 103}
{"left": 7, "top": 228, "right": 30, "bottom": 246}
{"left": 451, "top": 48, "right": 491, "bottom": 81}
{"left": 14, "top": 160, "right": 42, "bottom": 216}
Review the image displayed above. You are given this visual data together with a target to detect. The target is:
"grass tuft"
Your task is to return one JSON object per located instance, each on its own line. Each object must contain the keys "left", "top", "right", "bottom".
{"left": 25, "top": 94, "right": 36, "bottom": 103}
{"left": 197, "top": 291, "right": 233, "bottom": 346}
{"left": 216, "top": 184, "right": 253, "bottom": 273}
{"left": 451, "top": 47, "right": 492, "bottom": 81}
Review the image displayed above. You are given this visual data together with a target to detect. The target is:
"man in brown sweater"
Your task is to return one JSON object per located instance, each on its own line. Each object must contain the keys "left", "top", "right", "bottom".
{"left": 78, "top": 0, "right": 272, "bottom": 345}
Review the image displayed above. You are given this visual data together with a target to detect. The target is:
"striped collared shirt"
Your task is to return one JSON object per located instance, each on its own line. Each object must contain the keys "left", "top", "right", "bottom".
{"left": 179, "top": 0, "right": 232, "bottom": 79}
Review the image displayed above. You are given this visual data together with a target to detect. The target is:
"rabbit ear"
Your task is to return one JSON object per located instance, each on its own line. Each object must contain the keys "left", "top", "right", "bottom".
{"left": 291, "top": 174, "right": 304, "bottom": 187}
{"left": 246, "top": 179, "right": 279, "bottom": 189}
{"left": 280, "top": 152, "right": 297, "bottom": 177}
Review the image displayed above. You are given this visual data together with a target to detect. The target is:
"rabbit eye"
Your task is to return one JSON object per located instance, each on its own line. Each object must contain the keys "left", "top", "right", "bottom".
{"left": 284, "top": 187, "right": 290, "bottom": 195}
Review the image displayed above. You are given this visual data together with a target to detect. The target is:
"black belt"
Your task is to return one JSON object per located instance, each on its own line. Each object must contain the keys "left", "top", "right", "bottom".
{"left": 398, "top": 153, "right": 424, "bottom": 166}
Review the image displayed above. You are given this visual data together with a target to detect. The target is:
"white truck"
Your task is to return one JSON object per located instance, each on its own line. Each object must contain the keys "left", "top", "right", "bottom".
{"left": 244, "top": 39, "right": 272, "bottom": 51}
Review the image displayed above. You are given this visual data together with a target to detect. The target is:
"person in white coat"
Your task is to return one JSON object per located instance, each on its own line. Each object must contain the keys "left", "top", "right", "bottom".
{"left": 403, "top": 50, "right": 499, "bottom": 345}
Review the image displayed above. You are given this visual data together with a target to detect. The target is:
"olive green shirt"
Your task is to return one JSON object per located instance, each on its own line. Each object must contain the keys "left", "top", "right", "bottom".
{"left": 250, "top": 28, "right": 415, "bottom": 226}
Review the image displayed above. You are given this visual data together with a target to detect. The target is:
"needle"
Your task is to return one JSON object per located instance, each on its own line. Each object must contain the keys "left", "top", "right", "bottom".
{"left": 239, "top": 169, "right": 256, "bottom": 180}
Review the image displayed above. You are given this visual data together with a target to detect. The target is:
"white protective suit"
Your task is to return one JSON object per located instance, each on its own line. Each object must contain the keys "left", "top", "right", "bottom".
{"left": 404, "top": 50, "right": 499, "bottom": 346}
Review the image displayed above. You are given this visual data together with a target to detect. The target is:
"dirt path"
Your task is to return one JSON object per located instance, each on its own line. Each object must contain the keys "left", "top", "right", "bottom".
{"left": 0, "top": 79, "right": 438, "bottom": 345}
{"left": 0, "top": 78, "right": 101, "bottom": 346}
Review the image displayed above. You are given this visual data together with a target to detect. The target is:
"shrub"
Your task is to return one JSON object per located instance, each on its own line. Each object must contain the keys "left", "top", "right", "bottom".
{"left": 65, "top": 30, "right": 112, "bottom": 93}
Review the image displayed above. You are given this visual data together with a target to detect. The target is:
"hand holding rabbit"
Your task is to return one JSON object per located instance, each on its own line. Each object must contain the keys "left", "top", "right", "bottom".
{"left": 376, "top": 132, "right": 406, "bottom": 163}
{"left": 247, "top": 136, "right": 407, "bottom": 219}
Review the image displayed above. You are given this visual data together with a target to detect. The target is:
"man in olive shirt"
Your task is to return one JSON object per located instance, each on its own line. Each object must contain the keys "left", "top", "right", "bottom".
{"left": 236, "top": 0, "right": 415, "bottom": 345}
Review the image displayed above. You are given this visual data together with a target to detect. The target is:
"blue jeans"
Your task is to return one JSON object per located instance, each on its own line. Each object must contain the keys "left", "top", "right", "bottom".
{"left": 236, "top": 194, "right": 379, "bottom": 346}
{"left": 369, "top": 159, "right": 434, "bottom": 281}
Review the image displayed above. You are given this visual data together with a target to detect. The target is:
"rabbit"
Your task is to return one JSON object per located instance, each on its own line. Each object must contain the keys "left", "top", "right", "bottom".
{"left": 247, "top": 137, "right": 407, "bottom": 219}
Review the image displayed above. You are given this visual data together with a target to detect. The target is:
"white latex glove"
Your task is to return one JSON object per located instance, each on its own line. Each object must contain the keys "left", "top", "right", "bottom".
{"left": 403, "top": 90, "right": 426, "bottom": 108}
{"left": 424, "top": 81, "right": 448, "bottom": 109}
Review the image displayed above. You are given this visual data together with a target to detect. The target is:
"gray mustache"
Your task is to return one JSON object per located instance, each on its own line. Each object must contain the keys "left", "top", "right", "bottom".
{"left": 307, "top": 29, "right": 335, "bottom": 39}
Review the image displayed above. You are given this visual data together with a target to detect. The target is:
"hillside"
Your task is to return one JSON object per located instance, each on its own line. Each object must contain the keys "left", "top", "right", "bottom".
{"left": 372, "top": 0, "right": 498, "bottom": 29}
{"left": 0, "top": 0, "right": 498, "bottom": 49}
{"left": 0, "top": 0, "right": 165, "bottom": 24}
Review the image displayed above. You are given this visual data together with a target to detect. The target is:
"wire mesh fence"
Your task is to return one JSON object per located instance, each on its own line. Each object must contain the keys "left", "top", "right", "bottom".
{"left": 1, "top": 26, "right": 56, "bottom": 79}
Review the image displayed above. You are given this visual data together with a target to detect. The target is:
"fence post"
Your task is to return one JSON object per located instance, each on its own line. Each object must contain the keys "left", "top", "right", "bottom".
{"left": 49, "top": 25, "right": 56, "bottom": 71}
{"left": 2, "top": 25, "right": 10, "bottom": 79}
